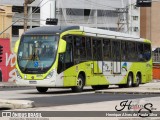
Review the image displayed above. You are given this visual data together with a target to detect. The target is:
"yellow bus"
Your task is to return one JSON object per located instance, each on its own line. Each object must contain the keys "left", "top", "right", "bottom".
{"left": 14, "top": 26, "right": 152, "bottom": 93}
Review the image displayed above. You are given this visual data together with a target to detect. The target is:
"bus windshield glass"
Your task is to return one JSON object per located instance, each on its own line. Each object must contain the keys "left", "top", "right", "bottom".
{"left": 17, "top": 35, "right": 59, "bottom": 74}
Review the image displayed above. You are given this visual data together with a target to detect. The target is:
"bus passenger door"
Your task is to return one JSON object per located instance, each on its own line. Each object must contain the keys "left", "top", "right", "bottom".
{"left": 112, "top": 41, "right": 121, "bottom": 74}
{"left": 57, "top": 37, "right": 75, "bottom": 86}
{"left": 93, "top": 39, "right": 103, "bottom": 74}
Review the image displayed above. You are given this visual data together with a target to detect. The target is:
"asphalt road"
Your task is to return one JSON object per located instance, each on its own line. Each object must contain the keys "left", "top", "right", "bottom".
{"left": 1, "top": 87, "right": 159, "bottom": 108}
{"left": 23, "top": 93, "right": 159, "bottom": 107}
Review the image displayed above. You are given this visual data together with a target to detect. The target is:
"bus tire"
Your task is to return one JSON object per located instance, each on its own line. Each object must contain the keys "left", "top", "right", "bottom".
{"left": 133, "top": 73, "right": 141, "bottom": 87}
{"left": 36, "top": 87, "right": 48, "bottom": 93}
{"left": 125, "top": 73, "right": 133, "bottom": 88}
{"left": 92, "top": 85, "right": 109, "bottom": 90}
{"left": 0, "top": 71, "right": 2, "bottom": 82}
{"left": 71, "top": 74, "right": 85, "bottom": 92}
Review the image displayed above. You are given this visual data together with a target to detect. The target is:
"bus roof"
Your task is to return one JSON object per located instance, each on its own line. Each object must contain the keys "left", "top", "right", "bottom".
{"left": 80, "top": 26, "right": 140, "bottom": 40}
{"left": 23, "top": 26, "right": 80, "bottom": 35}
{"left": 23, "top": 26, "right": 149, "bottom": 42}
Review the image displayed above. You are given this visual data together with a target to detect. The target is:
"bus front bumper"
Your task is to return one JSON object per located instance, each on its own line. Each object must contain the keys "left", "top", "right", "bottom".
{"left": 15, "top": 78, "right": 56, "bottom": 87}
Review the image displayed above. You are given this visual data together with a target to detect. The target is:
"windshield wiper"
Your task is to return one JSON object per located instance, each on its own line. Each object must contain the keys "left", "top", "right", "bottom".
{"left": 31, "top": 52, "right": 39, "bottom": 61}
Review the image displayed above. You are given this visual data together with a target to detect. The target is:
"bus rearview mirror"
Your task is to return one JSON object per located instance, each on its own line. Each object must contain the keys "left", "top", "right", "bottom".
{"left": 58, "top": 39, "right": 66, "bottom": 53}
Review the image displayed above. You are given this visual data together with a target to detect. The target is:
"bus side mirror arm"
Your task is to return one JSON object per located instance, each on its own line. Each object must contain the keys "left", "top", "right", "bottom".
{"left": 58, "top": 39, "right": 66, "bottom": 53}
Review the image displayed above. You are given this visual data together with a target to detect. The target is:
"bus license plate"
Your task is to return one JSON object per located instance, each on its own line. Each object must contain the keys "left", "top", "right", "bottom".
{"left": 29, "top": 81, "right": 37, "bottom": 84}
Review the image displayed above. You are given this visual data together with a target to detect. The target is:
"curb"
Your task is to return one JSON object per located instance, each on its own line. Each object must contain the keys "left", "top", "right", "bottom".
{"left": 0, "top": 99, "right": 35, "bottom": 110}
{"left": 0, "top": 82, "right": 18, "bottom": 88}
{"left": 0, "top": 86, "right": 33, "bottom": 89}
{"left": 0, "top": 82, "right": 34, "bottom": 89}
{"left": 95, "top": 90, "right": 160, "bottom": 94}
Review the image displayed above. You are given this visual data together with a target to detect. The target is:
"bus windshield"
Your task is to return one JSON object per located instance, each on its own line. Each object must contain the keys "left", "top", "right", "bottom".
{"left": 17, "top": 35, "right": 59, "bottom": 74}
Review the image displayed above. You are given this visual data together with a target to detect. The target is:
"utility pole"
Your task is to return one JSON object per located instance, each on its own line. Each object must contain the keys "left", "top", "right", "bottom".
{"left": 24, "top": 0, "right": 28, "bottom": 32}
{"left": 24, "top": 0, "right": 35, "bottom": 32}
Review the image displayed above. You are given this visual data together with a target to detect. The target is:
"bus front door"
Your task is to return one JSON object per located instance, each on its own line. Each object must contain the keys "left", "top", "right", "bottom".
{"left": 112, "top": 41, "right": 121, "bottom": 74}
{"left": 93, "top": 39, "right": 103, "bottom": 74}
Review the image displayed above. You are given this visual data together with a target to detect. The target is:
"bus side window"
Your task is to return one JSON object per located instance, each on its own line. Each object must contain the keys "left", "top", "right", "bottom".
{"left": 144, "top": 43, "right": 151, "bottom": 61}
{"left": 137, "top": 43, "right": 144, "bottom": 61}
{"left": 121, "top": 41, "right": 126, "bottom": 61}
{"left": 112, "top": 41, "right": 120, "bottom": 61}
{"left": 73, "top": 36, "right": 80, "bottom": 60}
{"left": 127, "top": 42, "right": 136, "bottom": 61}
{"left": 64, "top": 42, "right": 74, "bottom": 69}
{"left": 86, "top": 37, "right": 92, "bottom": 59}
{"left": 92, "top": 38, "right": 102, "bottom": 60}
{"left": 79, "top": 37, "right": 86, "bottom": 60}
{"left": 73, "top": 36, "right": 86, "bottom": 62}
{"left": 103, "top": 39, "right": 111, "bottom": 61}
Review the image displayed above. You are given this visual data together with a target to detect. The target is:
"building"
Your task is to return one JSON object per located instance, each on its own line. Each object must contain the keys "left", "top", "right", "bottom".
{"left": 41, "top": 0, "right": 140, "bottom": 36}
{"left": 0, "top": 0, "right": 140, "bottom": 40}
{"left": 0, "top": 0, "right": 40, "bottom": 42}
{"left": 140, "top": 1, "right": 160, "bottom": 49}
{"left": 0, "top": 5, "right": 13, "bottom": 40}
{"left": 140, "top": 1, "right": 160, "bottom": 62}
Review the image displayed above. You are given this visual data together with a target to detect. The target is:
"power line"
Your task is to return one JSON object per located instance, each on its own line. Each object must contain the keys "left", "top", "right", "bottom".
{"left": 0, "top": 0, "right": 48, "bottom": 35}
{"left": 27, "top": 0, "right": 48, "bottom": 26}
{"left": 31, "top": 0, "right": 44, "bottom": 14}
{"left": 0, "top": 17, "right": 24, "bottom": 35}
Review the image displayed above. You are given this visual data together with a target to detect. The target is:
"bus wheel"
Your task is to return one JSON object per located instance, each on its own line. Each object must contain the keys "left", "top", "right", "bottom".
{"left": 36, "top": 87, "right": 48, "bottom": 93}
{"left": 133, "top": 73, "right": 141, "bottom": 87}
{"left": 71, "top": 74, "right": 85, "bottom": 92}
{"left": 125, "top": 73, "right": 133, "bottom": 88}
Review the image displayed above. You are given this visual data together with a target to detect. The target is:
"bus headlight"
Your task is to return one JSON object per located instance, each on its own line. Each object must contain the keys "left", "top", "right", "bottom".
{"left": 16, "top": 69, "right": 22, "bottom": 79}
{"left": 45, "top": 69, "right": 55, "bottom": 79}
